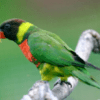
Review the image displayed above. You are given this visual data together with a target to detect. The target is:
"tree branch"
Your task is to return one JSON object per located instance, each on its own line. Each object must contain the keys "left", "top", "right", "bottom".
{"left": 21, "top": 29, "right": 100, "bottom": 100}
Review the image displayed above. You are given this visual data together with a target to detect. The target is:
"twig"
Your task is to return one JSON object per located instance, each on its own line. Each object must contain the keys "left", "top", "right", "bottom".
{"left": 21, "top": 29, "right": 100, "bottom": 100}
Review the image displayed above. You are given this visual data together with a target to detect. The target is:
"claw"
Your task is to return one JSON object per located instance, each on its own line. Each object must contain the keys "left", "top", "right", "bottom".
{"left": 54, "top": 79, "right": 72, "bottom": 88}
{"left": 54, "top": 79, "right": 61, "bottom": 87}
{"left": 64, "top": 81, "right": 72, "bottom": 88}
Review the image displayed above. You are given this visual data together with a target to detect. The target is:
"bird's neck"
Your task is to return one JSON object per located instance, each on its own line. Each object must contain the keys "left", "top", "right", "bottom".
{"left": 16, "top": 22, "right": 38, "bottom": 44}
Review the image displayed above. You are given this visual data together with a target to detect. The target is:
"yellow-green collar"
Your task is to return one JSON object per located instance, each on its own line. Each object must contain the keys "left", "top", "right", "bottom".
{"left": 17, "top": 22, "right": 34, "bottom": 43}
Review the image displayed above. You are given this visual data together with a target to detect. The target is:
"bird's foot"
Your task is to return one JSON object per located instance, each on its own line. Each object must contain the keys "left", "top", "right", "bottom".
{"left": 64, "top": 81, "right": 72, "bottom": 88}
{"left": 54, "top": 79, "right": 72, "bottom": 87}
{"left": 43, "top": 81, "right": 48, "bottom": 84}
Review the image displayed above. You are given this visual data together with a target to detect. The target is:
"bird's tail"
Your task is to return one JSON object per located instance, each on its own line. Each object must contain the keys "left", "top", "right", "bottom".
{"left": 71, "top": 51, "right": 100, "bottom": 70}
{"left": 85, "top": 62, "right": 100, "bottom": 70}
{"left": 71, "top": 69, "right": 100, "bottom": 89}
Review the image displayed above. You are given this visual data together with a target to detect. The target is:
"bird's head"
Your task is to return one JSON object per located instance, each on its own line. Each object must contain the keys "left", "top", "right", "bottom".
{"left": 0, "top": 19, "right": 34, "bottom": 44}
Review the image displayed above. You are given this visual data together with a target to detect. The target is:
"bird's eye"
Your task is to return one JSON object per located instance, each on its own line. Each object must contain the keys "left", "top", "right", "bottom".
{"left": 4, "top": 24, "right": 10, "bottom": 29}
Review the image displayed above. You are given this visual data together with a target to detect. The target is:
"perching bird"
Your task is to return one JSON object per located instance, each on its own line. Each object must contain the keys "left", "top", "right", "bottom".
{"left": 0, "top": 19, "right": 100, "bottom": 89}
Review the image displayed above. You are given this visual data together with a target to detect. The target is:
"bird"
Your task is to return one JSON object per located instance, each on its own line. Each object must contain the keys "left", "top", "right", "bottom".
{"left": 0, "top": 18, "right": 100, "bottom": 89}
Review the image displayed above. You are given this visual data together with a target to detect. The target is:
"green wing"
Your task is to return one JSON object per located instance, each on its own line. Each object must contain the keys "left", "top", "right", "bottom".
{"left": 28, "top": 29, "right": 84, "bottom": 66}
{"left": 47, "top": 31, "right": 73, "bottom": 51}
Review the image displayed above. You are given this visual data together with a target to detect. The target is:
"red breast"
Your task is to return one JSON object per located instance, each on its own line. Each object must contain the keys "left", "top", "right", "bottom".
{"left": 19, "top": 39, "right": 40, "bottom": 67}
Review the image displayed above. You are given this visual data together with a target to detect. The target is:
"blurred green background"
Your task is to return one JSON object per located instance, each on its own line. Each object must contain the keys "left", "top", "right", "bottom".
{"left": 0, "top": 0, "right": 100, "bottom": 100}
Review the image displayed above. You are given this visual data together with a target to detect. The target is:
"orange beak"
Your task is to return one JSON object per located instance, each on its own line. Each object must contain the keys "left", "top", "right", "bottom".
{"left": 0, "top": 31, "right": 6, "bottom": 43}
{"left": 0, "top": 31, "right": 5, "bottom": 39}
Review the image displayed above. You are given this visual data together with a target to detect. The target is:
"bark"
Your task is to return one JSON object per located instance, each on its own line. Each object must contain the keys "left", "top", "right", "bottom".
{"left": 21, "top": 29, "right": 100, "bottom": 100}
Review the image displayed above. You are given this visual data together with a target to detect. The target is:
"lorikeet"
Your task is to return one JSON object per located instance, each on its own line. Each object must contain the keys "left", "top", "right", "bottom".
{"left": 0, "top": 19, "right": 100, "bottom": 89}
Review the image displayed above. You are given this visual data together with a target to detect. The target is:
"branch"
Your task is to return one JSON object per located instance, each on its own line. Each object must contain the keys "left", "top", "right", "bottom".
{"left": 21, "top": 29, "right": 100, "bottom": 100}
{"left": 75, "top": 29, "right": 100, "bottom": 61}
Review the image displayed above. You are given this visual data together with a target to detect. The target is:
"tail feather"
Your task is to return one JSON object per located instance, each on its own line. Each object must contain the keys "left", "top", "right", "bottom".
{"left": 71, "top": 51, "right": 100, "bottom": 70}
{"left": 85, "top": 62, "right": 100, "bottom": 70}
{"left": 72, "top": 70, "right": 100, "bottom": 89}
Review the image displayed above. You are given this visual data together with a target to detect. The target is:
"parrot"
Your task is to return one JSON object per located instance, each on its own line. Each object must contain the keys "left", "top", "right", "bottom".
{"left": 0, "top": 19, "right": 100, "bottom": 89}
